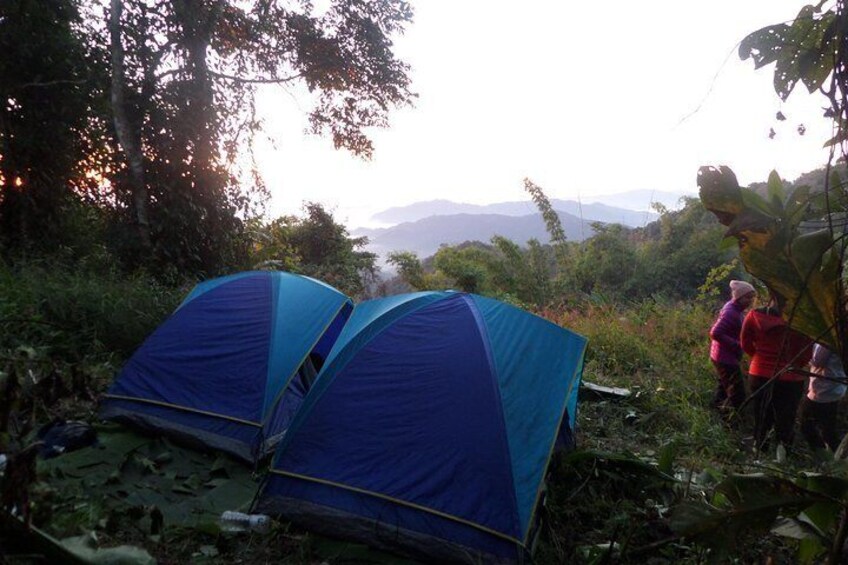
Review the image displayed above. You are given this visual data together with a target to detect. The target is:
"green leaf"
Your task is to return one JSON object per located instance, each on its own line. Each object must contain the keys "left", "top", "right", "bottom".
{"left": 671, "top": 474, "right": 829, "bottom": 552}
{"left": 740, "top": 186, "right": 779, "bottom": 218}
{"left": 791, "top": 229, "right": 832, "bottom": 277}
{"left": 767, "top": 170, "right": 786, "bottom": 212}
{"left": 700, "top": 166, "right": 843, "bottom": 352}
{"left": 739, "top": 24, "right": 790, "bottom": 68}
{"left": 657, "top": 442, "right": 677, "bottom": 476}
{"left": 785, "top": 185, "right": 812, "bottom": 222}
{"left": 798, "top": 537, "right": 827, "bottom": 564}
{"left": 718, "top": 236, "right": 738, "bottom": 252}
{"left": 171, "top": 484, "right": 194, "bottom": 495}
{"left": 561, "top": 449, "right": 676, "bottom": 483}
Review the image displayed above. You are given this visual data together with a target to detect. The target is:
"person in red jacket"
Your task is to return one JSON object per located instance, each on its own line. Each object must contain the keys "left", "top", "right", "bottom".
{"left": 741, "top": 297, "right": 813, "bottom": 455}
{"left": 709, "top": 280, "right": 756, "bottom": 419}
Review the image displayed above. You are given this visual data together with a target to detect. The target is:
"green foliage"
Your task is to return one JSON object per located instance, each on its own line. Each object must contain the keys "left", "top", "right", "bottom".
{"left": 739, "top": 2, "right": 848, "bottom": 153}
{"left": 573, "top": 224, "right": 637, "bottom": 295}
{"left": 524, "top": 178, "right": 567, "bottom": 246}
{"left": 0, "top": 258, "right": 182, "bottom": 535}
{"left": 1, "top": 0, "right": 415, "bottom": 277}
{"left": 431, "top": 244, "right": 490, "bottom": 293}
{"left": 548, "top": 301, "right": 734, "bottom": 456}
{"left": 628, "top": 197, "right": 732, "bottom": 300}
{"left": 696, "top": 258, "right": 740, "bottom": 302}
{"left": 107, "top": 0, "right": 414, "bottom": 273}
{"left": 249, "top": 203, "right": 377, "bottom": 298}
{"left": 739, "top": 4, "right": 836, "bottom": 102}
{"left": 699, "top": 165, "right": 843, "bottom": 352}
{"left": 387, "top": 195, "right": 737, "bottom": 309}
{"left": 388, "top": 238, "right": 560, "bottom": 308}
{"left": 0, "top": 260, "right": 180, "bottom": 360}
{"left": 539, "top": 449, "right": 677, "bottom": 563}
{"left": 387, "top": 250, "right": 428, "bottom": 290}
{"left": 669, "top": 470, "right": 848, "bottom": 565}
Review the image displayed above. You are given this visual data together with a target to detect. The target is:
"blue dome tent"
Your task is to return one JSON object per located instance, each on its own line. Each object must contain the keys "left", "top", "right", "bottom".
{"left": 100, "top": 271, "right": 353, "bottom": 463}
{"left": 256, "top": 291, "right": 587, "bottom": 563}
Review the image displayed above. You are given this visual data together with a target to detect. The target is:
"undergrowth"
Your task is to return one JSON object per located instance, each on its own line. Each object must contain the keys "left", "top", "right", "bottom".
{"left": 0, "top": 259, "right": 183, "bottom": 459}
{"left": 538, "top": 300, "right": 802, "bottom": 563}
{"left": 0, "top": 271, "right": 812, "bottom": 563}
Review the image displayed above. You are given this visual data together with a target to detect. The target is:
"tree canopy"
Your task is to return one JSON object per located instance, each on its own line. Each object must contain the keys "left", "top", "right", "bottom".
{"left": 0, "top": 0, "right": 414, "bottom": 277}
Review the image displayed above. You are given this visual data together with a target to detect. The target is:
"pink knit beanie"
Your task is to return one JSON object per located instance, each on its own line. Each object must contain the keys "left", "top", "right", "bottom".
{"left": 729, "top": 280, "right": 755, "bottom": 300}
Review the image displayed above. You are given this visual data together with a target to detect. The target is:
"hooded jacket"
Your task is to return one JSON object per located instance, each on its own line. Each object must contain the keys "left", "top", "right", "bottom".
{"left": 741, "top": 307, "right": 813, "bottom": 382}
{"left": 808, "top": 344, "right": 848, "bottom": 402}
{"left": 709, "top": 299, "right": 746, "bottom": 365}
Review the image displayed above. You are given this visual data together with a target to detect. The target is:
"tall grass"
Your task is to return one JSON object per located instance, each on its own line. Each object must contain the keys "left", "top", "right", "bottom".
{"left": 0, "top": 259, "right": 184, "bottom": 428}
{"left": 0, "top": 260, "right": 182, "bottom": 358}
{"left": 546, "top": 300, "right": 740, "bottom": 464}
{"left": 534, "top": 298, "right": 783, "bottom": 563}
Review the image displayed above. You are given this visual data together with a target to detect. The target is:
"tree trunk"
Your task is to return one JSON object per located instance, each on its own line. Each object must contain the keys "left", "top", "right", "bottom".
{"left": 174, "top": 0, "right": 217, "bottom": 182}
{"left": 109, "top": 0, "right": 150, "bottom": 250}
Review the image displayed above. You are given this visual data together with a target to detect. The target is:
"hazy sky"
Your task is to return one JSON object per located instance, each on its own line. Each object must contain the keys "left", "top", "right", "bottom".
{"left": 254, "top": 1, "right": 835, "bottom": 228}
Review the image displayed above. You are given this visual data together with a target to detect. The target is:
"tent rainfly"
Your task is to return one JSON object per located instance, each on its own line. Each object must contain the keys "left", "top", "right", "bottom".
{"left": 100, "top": 271, "right": 352, "bottom": 463}
{"left": 256, "top": 291, "right": 587, "bottom": 564}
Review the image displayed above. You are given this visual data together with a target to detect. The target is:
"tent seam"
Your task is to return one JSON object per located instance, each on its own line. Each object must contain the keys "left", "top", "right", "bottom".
{"left": 269, "top": 469, "right": 526, "bottom": 547}
{"left": 261, "top": 299, "right": 352, "bottom": 425}
{"left": 461, "top": 295, "right": 523, "bottom": 539}
{"left": 276, "top": 293, "right": 444, "bottom": 456}
{"left": 102, "top": 394, "right": 263, "bottom": 427}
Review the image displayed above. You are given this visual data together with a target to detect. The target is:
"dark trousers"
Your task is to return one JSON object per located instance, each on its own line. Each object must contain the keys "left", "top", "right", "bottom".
{"left": 800, "top": 397, "right": 841, "bottom": 451}
{"left": 748, "top": 376, "right": 805, "bottom": 450}
{"left": 711, "top": 361, "right": 745, "bottom": 411}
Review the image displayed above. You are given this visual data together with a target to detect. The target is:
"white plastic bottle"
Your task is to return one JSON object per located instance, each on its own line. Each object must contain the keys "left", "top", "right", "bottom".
{"left": 219, "top": 511, "right": 271, "bottom": 533}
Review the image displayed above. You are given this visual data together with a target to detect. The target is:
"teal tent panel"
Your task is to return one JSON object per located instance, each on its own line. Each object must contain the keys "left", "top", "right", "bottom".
{"left": 263, "top": 273, "right": 351, "bottom": 417}
{"left": 470, "top": 295, "right": 587, "bottom": 538}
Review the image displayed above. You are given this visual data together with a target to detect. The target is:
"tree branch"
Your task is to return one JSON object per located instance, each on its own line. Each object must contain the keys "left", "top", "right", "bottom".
{"left": 208, "top": 70, "right": 302, "bottom": 84}
{"left": 17, "top": 79, "right": 87, "bottom": 89}
{"left": 155, "top": 67, "right": 187, "bottom": 81}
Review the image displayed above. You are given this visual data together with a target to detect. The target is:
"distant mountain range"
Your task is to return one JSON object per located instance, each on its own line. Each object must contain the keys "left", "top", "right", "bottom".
{"left": 356, "top": 189, "right": 691, "bottom": 263}
{"left": 356, "top": 211, "right": 597, "bottom": 261}
{"left": 580, "top": 189, "right": 692, "bottom": 212}
{"left": 370, "top": 190, "right": 690, "bottom": 226}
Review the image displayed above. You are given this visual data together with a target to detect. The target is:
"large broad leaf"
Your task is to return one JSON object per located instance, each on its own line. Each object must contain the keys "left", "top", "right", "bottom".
{"left": 795, "top": 473, "right": 848, "bottom": 533}
{"left": 560, "top": 449, "right": 677, "bottom": 483}
{"left": 670, "top": 474, "right": 828, "bottom": 552}
{"left": 37, "top": 426, "right": 259, "bottom": 535}
{"left": 698, "top": 166, "right": 842, "bottom": 352}
{"left": 739, "top": 5, "right": 836, "bottom": 100}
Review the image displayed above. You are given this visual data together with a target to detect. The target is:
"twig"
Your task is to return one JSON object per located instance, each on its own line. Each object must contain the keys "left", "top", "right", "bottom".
{"left": 564, "top": 458, "right": 598, "bottom": 502}
{"left": 17, "top": 79, "right": 87, "bottom": 89}
{"left": 208, "top": 70, "right": 302, "bottom": 84}
{"left": 0, "top": 317, "right": 70, "bottom": 330}
{"left": 828, "top": 506, "right": 848, "bottom": 565}
{"left": 626, "top": 535, "right": 683, "bottom": 557}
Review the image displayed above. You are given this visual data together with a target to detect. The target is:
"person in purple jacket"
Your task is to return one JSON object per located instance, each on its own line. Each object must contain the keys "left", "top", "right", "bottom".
{"left": 709, "top": 280, "right": 756, "bottom": 419}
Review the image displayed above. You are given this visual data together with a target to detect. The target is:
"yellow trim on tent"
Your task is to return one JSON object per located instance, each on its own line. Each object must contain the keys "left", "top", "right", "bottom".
{"left": 270, "top": 469, "right": 525, "bottom": 546}
{"left": 521, "top": 342, "right": 587, "bottom": 542}
{"left": 103, "top": 394, "right": 262, "bottom": 428}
